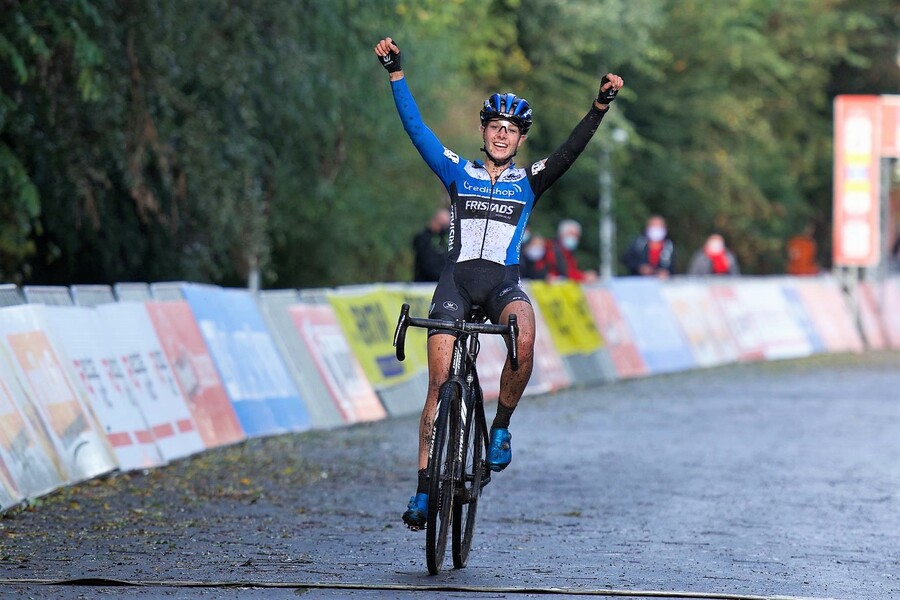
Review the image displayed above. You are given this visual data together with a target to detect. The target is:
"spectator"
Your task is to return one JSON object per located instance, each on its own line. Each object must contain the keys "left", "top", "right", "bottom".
{"left": 785, "top": 225, "right": 820, "bottom": 276}
{"left": 622, "top": 214, "right": 676, "bottom": 277}
{"left": 520, "top": 230, "right": 549, "bottom": 280}
{"left": 412, "top": 208, "right": 450, "bottom": 282}
{"left": 687, "top": 234, "right": 740, "bottom": 276}
{"left": 544, "top": 219, "right": 597, "bottom": 282}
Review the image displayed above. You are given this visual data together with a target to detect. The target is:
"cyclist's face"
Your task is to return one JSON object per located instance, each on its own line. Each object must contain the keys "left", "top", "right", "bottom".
{"left": 482, "top": 119, "right": 525, "bottom": 161}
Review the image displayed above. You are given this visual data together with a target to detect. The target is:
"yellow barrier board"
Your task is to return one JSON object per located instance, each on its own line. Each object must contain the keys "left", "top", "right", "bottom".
{"left": 527, "top": 281, "right": 603, "bottom": 356}
{"left": 329, "top": 288, "right": 427, "bottom": 388}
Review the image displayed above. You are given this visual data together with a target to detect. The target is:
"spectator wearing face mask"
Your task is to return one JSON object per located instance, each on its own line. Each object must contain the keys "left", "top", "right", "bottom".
{"left": 687, "top": 234, "right": 740, "bottom": 276}
{"left": 622, "top": 214, "right": 676, "bottom": 277}
{"left": 412, "top": 208, "right": 451, "bottom": 282}
{"left": 544, "top": 219, "right": 598, "bottom": 282}
{"left": 520, "top": 230, "right": 549, "bottom": 280}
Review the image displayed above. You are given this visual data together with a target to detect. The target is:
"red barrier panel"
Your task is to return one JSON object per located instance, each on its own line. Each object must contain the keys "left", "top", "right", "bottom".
{"left": 146, "top": 301, "right": 246, "bottom": 449}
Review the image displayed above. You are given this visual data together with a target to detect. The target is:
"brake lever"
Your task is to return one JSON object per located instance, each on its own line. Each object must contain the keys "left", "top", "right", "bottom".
{"left": 393, "top": 303, "right": 410, "bottom": 362}
{"left": 507, "top": 314, "right": 519, "bottom": 372}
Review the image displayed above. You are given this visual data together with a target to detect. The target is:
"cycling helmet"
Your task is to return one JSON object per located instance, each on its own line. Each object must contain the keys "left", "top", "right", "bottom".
{"left": 480, "top": 92, "right": 533, "bottom": 134}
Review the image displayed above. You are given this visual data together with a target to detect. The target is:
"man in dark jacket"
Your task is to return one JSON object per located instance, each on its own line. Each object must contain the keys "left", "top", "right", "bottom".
{"left": 622, "top": 214, "right": 676, "bottom": 277}
{"left": 412, "top": 208, "right": 450, "bottom": 282}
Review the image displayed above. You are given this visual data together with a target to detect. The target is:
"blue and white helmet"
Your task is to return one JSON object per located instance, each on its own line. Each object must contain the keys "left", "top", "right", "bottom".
{"left": 480, "top": 92, "right": 533, "bottom": 134}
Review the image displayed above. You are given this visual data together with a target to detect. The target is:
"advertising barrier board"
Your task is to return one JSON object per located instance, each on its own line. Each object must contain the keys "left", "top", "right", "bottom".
{"left": 0, "top": 305, "right": 117, "bottom": 483}
{"left": 329, "top": 287, "right": 428, "bottom": 416}
{"left": 288, "top": 302, "right": 387, "bottom": 423}
{"left": 0, "top": 351, "right": 64, "bottom": 505}
{"left": 96, "top": 303, "right": 206, "bottom": 461}
{"left": 528, "top": 281, "right": 615, "bottom": 384}
{"left": 583, "top": 286, "right": 648, "bottom": 378}
{"left": 145, "top": 301, "right": 247, "bottom": 448}
{"left": 609, "top": 278, "right": 696, "bottom": 374}
{"left": 45, "top": 306, "right": 165, "bottom": 470}
{"left": 182, "top": 285, "right": 310, "bottom": 436}
{"left": 660, "top": 282, "right": 739, "bottom": 368}
{"left": 793, "top": 279, "right": 864, "bottom": 353}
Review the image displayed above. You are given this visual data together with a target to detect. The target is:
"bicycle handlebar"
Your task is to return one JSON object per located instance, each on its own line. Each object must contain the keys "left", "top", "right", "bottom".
{"left": 393, "top": 303, "right": 519, "bottom": 371}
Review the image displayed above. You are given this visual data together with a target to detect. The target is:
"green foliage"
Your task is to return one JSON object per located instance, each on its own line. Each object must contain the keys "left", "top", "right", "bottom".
{"left": 0, "top": 0, "right": 897, "bottom": 285}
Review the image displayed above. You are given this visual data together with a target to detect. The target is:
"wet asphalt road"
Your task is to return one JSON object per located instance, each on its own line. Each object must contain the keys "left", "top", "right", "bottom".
{"left": 0, "top": 352, "right": 898, "bottom": 600}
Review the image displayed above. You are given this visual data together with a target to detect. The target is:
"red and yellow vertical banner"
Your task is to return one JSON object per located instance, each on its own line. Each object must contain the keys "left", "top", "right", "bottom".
{"left": 833, "top": 95, "right": 882, "bottom": 266}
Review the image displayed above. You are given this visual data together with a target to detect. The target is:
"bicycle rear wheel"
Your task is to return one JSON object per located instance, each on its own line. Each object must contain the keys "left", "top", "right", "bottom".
{"left": 452, "top": 383, "right": 484, "bottom": 569}
{"left": 425, "top": 382, "right": 458, "bottom": 575}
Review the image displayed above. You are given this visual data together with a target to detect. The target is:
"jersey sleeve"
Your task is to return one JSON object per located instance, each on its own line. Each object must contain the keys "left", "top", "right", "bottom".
{"left": 528, "top": 104, "right": 608, "bottom": 200}
{"left": 391, "top": 77, "right": 460, "bottom": 187}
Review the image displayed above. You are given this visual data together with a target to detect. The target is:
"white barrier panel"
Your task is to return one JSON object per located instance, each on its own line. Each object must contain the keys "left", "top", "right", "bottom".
{"left": 0, "top": 352, "right": 64, "bottom": 507}
{"left": 0, "top": 305, "right": 117, "bottom": 483}
{"left": 96, "top": 303, "right": 206, "bottom": 461}
{"left": 712, "top": 280, "right": 814, "bottom": 361}
{"left": 287, "top": 303, "right": 387, "bottom": 423}
{"left": 661, "top": 281, "right": 740, "bottom": 368}
{"left": 45, "top": 306, "right": 165, "bottom": 470}
{"left": 145, "top": 301, "right": 247, "bottom": 448}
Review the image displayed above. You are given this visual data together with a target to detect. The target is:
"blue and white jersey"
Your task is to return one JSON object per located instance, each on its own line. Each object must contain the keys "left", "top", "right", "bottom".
{"left": 391, "top": 77, "right": 606, "bottom": 267}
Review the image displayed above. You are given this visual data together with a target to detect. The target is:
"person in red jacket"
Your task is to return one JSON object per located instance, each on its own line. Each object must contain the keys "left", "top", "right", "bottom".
{"left": 544, "top": 219, "right": 597, "bottom": 282}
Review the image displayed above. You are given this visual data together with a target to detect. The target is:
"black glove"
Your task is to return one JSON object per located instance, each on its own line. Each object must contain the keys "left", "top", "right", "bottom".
{"left": 379, "top": 48, "right": 402, "bottom": 73}
{"left": 597, "top": 75, "right": 618, "bottom": 104}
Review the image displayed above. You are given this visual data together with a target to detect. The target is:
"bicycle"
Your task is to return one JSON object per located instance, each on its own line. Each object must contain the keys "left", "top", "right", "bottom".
{"left": 393, "top": 303, "right": 519, "bottom": 575}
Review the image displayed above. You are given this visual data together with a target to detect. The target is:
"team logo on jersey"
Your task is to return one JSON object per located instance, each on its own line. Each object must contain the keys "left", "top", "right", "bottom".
{"left": 498, "top": 286, "right": 513, "bottom": 297}
{"left": 443, "top": 148, "right": 460, "bottom": 163}
{"left": 531, "top": 158, "right": 547, "bottom": 176}
{"left": 443, "top": 301, "right": 459, "bottom": 312}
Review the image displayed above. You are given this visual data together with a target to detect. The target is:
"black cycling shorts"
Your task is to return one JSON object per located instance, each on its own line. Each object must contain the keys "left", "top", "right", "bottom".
{"left": 428, "top": 259, "right": 531, "bottom": 336}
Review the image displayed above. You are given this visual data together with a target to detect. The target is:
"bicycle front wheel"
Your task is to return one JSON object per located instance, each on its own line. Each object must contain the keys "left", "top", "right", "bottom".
{"left": 425, "top": 382, "right": 458, "bottom": 575}
{"left": 452, "top": 383, "right": 484, "bottom": 569}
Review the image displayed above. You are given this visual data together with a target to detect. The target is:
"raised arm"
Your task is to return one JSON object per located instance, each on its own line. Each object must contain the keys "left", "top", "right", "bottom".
{"left": 374, "top": 37, "right": 457, "bottom": 186}
{"left": 530, "top": 73, "right": 624, "bottom": 198}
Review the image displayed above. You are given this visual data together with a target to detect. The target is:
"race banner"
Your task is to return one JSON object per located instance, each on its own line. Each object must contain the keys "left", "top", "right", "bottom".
{"left": 288, "top": 303, "right": 387, "bottom": 423}
{"left": 145, "top": 301, "right": 246, "bottom": 448}
{"left": 182, "top": 284, "right": 310, "bottom": 436}
{"left": 609, "top": 278, "right": 695, "bottom": 374}
{"left": 96, "top": 303, "right": 207, "bottom": 461}
{"left": 44, "top": 306, "right": 165, "bottom": 470}
{"left": 528, "top": 281, "right": 603, "bottom": 356}
{"left": 660, "top": 282, "right": 740, "bottom": 368}
{"left": 0, "top": 349, "right": 64, "bottom": 505}
{"left": 328, "top": 288, "right": 424, "bottom": 389}
{"left": 0, "top": 305, "right": 117, "bottom": 483}
{"left": 583, "top": 286, "right": 648, "bottom": 378}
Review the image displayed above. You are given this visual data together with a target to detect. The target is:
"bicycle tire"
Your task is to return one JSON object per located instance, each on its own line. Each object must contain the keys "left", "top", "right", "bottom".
{"left": 452, "top": 381, "right": 484, "bottom": 569}
{"left": 425, "top": 382, "right": 458, "bottom": 575}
